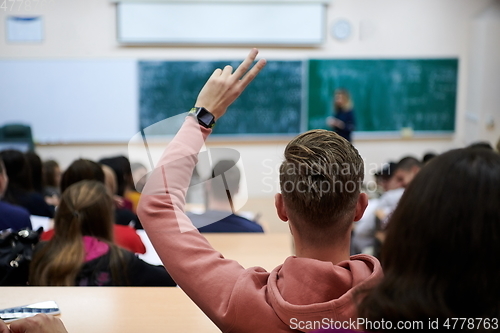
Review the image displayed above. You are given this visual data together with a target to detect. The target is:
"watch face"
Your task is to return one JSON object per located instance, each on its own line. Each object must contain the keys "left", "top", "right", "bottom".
{"left": 199, "top": 111, "right": 214, "bottom": 125}
{"left": 331, "top": 19, "right": 352, "bottom": 40}
{"left": 196, "top": 107, "right": 215, "bottom": 127}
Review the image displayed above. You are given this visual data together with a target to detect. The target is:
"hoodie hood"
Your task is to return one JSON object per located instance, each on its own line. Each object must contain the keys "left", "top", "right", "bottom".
{"left": 267, "top": 254, "right": 382, "bottom": 330}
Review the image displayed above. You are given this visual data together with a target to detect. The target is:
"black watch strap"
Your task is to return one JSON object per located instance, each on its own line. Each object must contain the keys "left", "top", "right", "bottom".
{"left": 189, "top": 107, "right": 216, "bottom": 129}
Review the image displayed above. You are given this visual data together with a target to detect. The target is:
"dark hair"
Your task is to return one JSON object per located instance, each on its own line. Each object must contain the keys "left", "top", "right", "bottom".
{"left": 374, "top": 162, "right": 397, "bottom": 181}
{"left": 42, "top": 160, "right": 60, "bottom": 188}
{"left": 60, "top": 159, "right": 105, "bottom": 194}
{"left": 0, "top": 149, "right": 33, "bottom": 203}
{"left": 422, "top": 152, "right": 437, "bottom": 164}
{"left": 25, "top": 151, "right": 43, "bottom": 193}
{"left": 99, "top": 156, "right": 133, "bottom": 197}
{"left": 358, "top": 148, "right": 500, "bottom": 328}
{"left": 279, "top": 129, "right": 363, "bottom": 245}
{"left": 208, "top": 159, "right": 240, "bottom": 202}
{"left": 0, "top": 157, "right": 4, "bottom": 174}
{"left": 467, "top": 141, "right": 493, "bottom": 151}
{"left": 395, "top": 156, "right": 422, "bottom": 171}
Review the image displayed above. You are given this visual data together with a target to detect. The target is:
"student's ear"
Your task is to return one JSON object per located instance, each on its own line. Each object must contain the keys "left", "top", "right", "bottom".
{"left": 353, "top": 192, "right": 368, "bottom": 222}
{"left": 274, "top": 193, "right": 288, "bottom": 222}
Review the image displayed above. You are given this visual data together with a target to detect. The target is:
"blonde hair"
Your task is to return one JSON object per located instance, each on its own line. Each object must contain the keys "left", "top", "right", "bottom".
{"left": 279, "top": 129, "right": 363, "bottom": 245}
{"left": 334, "top": 89, "right": 353, "bottom": 111}
{"left": 30, "top": 180, "right": 125, "bottom": 286}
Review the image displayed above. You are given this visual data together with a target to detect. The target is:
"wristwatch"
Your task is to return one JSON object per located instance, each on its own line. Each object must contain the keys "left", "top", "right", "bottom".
{"left": 189, "top": 107, "right": 216, "bottom": 129}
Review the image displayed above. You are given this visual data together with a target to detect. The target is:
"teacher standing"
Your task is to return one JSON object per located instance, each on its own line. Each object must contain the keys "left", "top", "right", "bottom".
{"left": 327, "top": 88, "right": 356, "bottom": 142}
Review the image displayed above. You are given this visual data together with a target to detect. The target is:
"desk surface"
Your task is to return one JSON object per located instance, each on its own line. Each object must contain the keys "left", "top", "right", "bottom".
{"left": 0, "top": 287, "right": 220, "bottom": 333}
{"left": 139, "top": 232, "right": 294, "bottom": 272}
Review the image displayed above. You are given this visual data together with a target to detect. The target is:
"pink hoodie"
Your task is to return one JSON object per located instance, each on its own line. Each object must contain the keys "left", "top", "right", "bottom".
{"left": 138, "top": 116, "right": 383, "bottom": 333}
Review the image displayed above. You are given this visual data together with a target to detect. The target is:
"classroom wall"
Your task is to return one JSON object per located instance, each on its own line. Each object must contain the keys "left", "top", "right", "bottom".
{"left": 1, "top": 0, "right": 499, "bottom": 202}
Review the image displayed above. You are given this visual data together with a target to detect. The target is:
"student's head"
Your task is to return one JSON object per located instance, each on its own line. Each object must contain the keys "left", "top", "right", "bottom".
{"left": 0, "top": 158, "right": 8, "bottom": 198}
{"left": 102, "top": 164, "right": 118, "bottom": 196}
{"left": 0, "top": 149, "right": 33, "bottom": 200}
{"left": 334, "top": 88, "right": 353, "bottom": 111}
{"left": 358, "top": 148, "right": 500, "bottom": 323}
{"left": 374, "top": 162, "right": 399, "bottom": 192}
{"left": 42, "top": 160, "right": 61, "bottom": 189}
{"left": 206, "top": 159, "right": 240, "bottom": 203}
{"left": 422, "top": 152, "right": 437, "bottom": 164}
{"left": 467, "top": 141, "right": 493, "bottom": 151}
{"left": 56, "top": 180, "right": 114, "bottom": 241}
{"left": 60, "top": 159, "right": 105, "bottom": 194}
{"left": 30, "top": 180, "right": 118, "bottom": 286}
{"left": 276, "top": 129, "right": 367, "bottom": 246}
{"left": 393, "top": 156, "right": 422, "bottom": 188}
{"left": 99, "top": 156, "right": 133, "bottom": 197}
{"left": 25, "top": 151, "right": 43, "bottom": 193}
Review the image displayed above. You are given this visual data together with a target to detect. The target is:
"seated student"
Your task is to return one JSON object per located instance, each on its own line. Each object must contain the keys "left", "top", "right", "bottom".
{"left": 391, "top": 156, "right": 422, "bottom": 189}
{"left": 101, "top": 164, "right": 142, "bottom": 230}
{"left": 42, "top": 159, "right": 62, "bottom": 206}
{"left": 373, "top": 156, "right": 422, "bottom": 250}
{"left": 99, "top": 155, "right": 134, "bottom": 211}
{"left": 41, "top": 159, "right": 146, "bottom": 254}
{"left": 25, "top": 152, "right": 44, "bottom": 195}
{"left": 100, "top": 156, "right": 143, "bottom": 229}
{"left": 138, "top": 49, "right": 382, "bottom": 332}
{"left": 0, "top": 157, "right": 32, "bottom": 231}
{"left": 1, "top": 314, "right": 68, "bottom": 333}
{"left": 351, "top": 162, "right": 400, "bottom": 255}
{"left": 187, "top": 159, "right": 264, "bottom": 233}
{"left": 30, "top": 180, "right": 175, "bottom": 287}
{"left": 0, "top": 150, "right": 54, "bottom": 218}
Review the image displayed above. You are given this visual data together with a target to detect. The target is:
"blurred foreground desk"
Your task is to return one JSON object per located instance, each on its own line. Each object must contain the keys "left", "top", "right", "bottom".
{"left": 0, "top": 287, "right": 220, "bottom": 333}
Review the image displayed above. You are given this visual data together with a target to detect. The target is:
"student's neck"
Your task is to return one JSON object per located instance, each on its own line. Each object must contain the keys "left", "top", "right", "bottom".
{"left": 292, "top": 229, "right": 352, "bottom": 264}
{"left": 295, "top": 243, "right": 351, "bottom": 264}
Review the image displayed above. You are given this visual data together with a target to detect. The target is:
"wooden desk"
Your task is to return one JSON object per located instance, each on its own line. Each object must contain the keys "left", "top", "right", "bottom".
{"left": 138, "top": 232, "right": 294, "bottom": 272}
{"left": 0, "top": 287, "right": 220, "bottom": 333}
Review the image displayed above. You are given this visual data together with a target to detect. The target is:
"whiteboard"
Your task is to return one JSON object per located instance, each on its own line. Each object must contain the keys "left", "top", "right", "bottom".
{"left": 0, "top": 60, "right": 138, "bottom": 143}
{"left": 117, "top": 2, "right": 325, "bottom": 46}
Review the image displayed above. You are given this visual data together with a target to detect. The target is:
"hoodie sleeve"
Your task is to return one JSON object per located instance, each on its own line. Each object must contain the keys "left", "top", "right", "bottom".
{"left": 137, "top": 115, "right": 248, "bottom": 331}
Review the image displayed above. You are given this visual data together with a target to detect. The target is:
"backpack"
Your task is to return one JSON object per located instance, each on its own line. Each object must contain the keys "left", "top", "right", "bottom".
{"left": 0, "top": 228, "right": 41, "bottom": 286}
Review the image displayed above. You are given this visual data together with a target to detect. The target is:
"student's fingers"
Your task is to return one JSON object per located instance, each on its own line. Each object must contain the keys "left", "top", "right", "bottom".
{"left": 0, "top": 320, "right": 10, "bottom": 333}
{"left": 221, "top": 65, "right": 233, "bottom": 78}
{"left": 210, "top": 68, "right": 223, "bottom": 79}
{"left": 239, "top": 58, "right": 266, "bottom": 90}
{"left": 9, "top": 314, "right": 68, "bottom": 333}
{"left": 232, "top": 48, "right": 259, "bottom": 80}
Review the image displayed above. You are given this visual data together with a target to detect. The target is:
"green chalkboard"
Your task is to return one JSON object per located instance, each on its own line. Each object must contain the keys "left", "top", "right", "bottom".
{"left": 307, "top": 59, "right": 458, "bottom": 132}
{"left": 139, "top": 60, "right": 302, "bottom": 135}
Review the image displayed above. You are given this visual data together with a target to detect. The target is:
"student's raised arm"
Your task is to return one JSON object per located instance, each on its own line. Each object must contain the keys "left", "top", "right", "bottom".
{"left": 137, "top": 49, "right": 266, "bottom": 331}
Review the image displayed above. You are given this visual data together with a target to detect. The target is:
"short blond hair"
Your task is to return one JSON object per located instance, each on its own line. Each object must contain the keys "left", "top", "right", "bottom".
{"left": 279, "top": 129, "right": 364, "bottom": 244}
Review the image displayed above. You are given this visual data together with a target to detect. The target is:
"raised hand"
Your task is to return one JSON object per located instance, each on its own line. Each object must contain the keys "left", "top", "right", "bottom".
{"left": 194, "top": 48, "right": 266, "bottom": 120}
